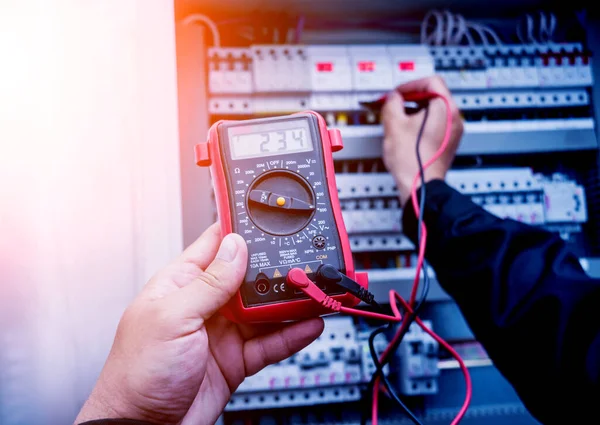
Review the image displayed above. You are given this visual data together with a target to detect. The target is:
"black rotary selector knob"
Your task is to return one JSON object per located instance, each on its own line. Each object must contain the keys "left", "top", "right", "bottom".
{"left": 247, "top": 170, "right": 316, "bottom": 236}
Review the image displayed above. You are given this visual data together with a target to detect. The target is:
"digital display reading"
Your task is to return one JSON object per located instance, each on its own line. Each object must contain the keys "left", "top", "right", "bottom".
{"left": 228, "top": 118, "right": 313, "bottom": 160}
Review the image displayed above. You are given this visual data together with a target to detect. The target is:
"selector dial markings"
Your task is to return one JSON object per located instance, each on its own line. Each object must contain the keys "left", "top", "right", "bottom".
{"left": 247, "top": 170, "right": 317, "bottom": 236}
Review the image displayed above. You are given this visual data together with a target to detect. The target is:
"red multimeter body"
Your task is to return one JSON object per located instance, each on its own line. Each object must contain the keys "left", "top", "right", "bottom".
{"left": 196, "top": 111, "right": 368, "bottom": 323}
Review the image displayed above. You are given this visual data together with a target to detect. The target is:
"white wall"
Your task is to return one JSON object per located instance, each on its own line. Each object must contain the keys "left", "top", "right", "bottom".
{"left": 0, "top": 1, "right": 183, "bottom": 423}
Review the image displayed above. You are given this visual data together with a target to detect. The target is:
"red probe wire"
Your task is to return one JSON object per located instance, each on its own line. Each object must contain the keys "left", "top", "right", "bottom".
{"left": 287, "top": 91, "right": 472, "bottom": 425}
{"left": 371, "top": 91, "right": 471, "bottom": 425}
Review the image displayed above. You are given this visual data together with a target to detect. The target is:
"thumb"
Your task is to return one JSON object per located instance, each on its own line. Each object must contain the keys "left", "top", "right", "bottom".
{"left": 171, "top": 233, "right": 248, "bottom": 321}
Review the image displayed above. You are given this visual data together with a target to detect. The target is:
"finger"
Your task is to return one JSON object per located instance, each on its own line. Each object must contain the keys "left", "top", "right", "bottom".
{"left": 178, "top": 222, "right": 222, "bottom": 270}
{"left": 244, "top": 318, "right": 324, "bottom": 376}
{"left": 169, "top": 232, "right": 249, "bottom": 321}
{"left": 398, "top": 76, "right": 462, "bottom": 126}
{"left": 427, "top": 96, "right": 448, "bottom": 123}
{"left": 237, "top": 322, "right": 289, "bottom": 340}
{"left": 396, "top": 75, "right": 451, "bottom": 98}
{"left": 207, "top": 314, "right": 290, "bottom": 341}
{"left": 381, "top": 90, "right": 406, "bottom": 125}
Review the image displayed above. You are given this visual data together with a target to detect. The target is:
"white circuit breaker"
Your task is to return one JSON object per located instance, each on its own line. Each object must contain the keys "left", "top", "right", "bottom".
{"left": 357, "top": 328, "right": 390, "bottom": 382}
{"left": 348, "top": 45, "right": 394, "bottom": 91}
{"left": 251, "top": 45, "right": 311, "bottom": 92}
{"left": 306, "top": 45, "right": 354, "bottom": 92}
{"left": 208, "top": 47, "right": 254, "bottom": 94}
{"left": 306, "top": 45, "right": 356, "bottom": 110}
{"left": 388, "top": 45, "right": 436, "bottom": 86}
{"left": 397, "top": 320, "right": 439, "bottom": 396}
{"left": 539, "top": 173, "right": 588, "bottom": 223}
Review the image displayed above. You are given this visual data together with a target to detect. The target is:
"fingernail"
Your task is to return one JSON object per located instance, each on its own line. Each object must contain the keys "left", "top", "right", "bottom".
{"left": 216, "top": 234, "right": 239, "bottom": 262}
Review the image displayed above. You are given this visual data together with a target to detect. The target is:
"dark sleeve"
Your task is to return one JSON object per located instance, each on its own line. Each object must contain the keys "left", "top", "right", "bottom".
{"left": 402, "top": 179, "right": 600, "bottom": 424}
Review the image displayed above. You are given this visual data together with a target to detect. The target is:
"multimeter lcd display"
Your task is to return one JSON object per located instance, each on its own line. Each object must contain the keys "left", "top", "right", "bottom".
{"left": 228, "top": 118, "right": 313, "bottom": 160}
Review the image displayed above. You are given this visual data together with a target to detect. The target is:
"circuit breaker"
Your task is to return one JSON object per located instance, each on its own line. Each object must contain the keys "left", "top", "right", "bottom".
{"left": 203, "top": 32, "right": 598, "bottom": 425}
{"left": 397, "top": 320, "right": 440, "bottom": 396}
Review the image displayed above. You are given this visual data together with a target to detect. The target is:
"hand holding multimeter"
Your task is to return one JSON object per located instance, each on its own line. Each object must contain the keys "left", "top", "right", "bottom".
{"left": 196, "top": 111, "right": 368, "bottom": 323}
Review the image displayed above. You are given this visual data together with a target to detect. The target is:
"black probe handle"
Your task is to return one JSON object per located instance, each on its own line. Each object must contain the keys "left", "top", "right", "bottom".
{"left": 359, "top": 91, "right": 432, "bottom": 114}
{"left": 316, "top": 265, "right": 379, "bottom": 308}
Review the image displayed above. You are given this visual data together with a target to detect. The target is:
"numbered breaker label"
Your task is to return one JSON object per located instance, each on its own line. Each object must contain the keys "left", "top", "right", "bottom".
{"left": 208, "top": 43, "right": 592, "bottom": 99}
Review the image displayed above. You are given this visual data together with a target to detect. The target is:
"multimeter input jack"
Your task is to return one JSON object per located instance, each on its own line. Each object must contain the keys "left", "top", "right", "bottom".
{"left": 254, "top": 273, "right": 270, "bottom": 295}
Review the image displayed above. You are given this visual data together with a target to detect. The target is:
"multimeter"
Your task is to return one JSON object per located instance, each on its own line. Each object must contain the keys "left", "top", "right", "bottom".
{"left": 196, "top": 111, "right": 368, "bottom": 323}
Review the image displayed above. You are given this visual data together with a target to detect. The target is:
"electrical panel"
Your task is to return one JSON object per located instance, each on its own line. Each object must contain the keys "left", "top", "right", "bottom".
{"left": 204, "top": 32, "right": 598, "bottom": 425}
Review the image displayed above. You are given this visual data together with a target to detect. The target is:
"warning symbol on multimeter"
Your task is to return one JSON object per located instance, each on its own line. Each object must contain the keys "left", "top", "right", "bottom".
{"left": 273, "top": 269, "right": 282, "bottom": 278}
{"left": 304, "top": 264, "right": 313, "bottom": 273}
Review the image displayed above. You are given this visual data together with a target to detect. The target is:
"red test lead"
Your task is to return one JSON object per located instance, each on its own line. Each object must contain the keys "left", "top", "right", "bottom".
{"left": 287, "top": 268, "right": 402, "bottom": 322}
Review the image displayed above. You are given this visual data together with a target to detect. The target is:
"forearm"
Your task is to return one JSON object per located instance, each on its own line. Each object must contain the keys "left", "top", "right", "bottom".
{"left": 402, "top": 180, "right": 600, "bottom": 423}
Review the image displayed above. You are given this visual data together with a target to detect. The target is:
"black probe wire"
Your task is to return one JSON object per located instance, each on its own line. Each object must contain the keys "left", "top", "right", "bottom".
{"left": 362, "top": 105, "right": 431, "bottom": 425}
{"left": 365, "top": 105, "right": 431, "bottom": 423}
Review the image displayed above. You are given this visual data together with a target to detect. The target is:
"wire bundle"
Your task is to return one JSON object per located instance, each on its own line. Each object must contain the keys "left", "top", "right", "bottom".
{"left": 420, "top": 10, "right": 503, "bottom": 46}
{"left": 516, "top": 12, "right": 558, "bottom": 45}
{"left": 181, "top": 13, "right": 306, "bottom": 45}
